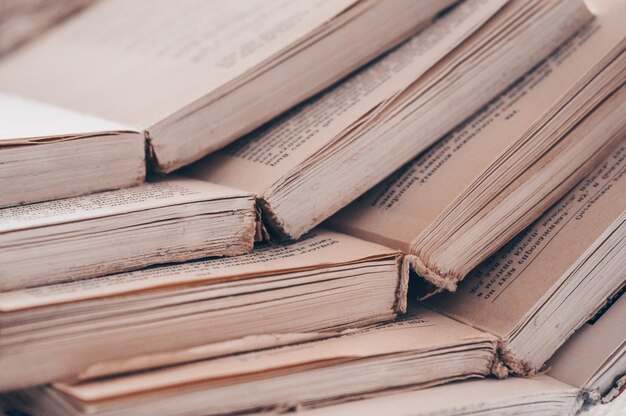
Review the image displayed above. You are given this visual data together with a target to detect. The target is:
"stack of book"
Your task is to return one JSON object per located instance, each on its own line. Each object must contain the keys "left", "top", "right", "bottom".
{"left": 0, "top": 0, "right": 624, "bottom": 415}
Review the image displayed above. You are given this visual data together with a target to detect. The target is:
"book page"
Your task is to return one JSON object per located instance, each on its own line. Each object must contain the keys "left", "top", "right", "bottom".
{"left": 0, "top": 229, "right": 399, "bottom": 312}
{"left": 55, "top": 305, "right": 494, "bottom": 401}
{"left": 329, "top": 4, "right": 626, "bottom": 251}
{"left": 0, "top": 92, "right": 134, "bottom": 144}
{"left": 0, "top": 0, "right": 92, "bottom": 56}
{"left": 298, "top": 376, "right": 577, "bottom": 416}
{"left": 548, "top": 294, "right": 626, "bottom": 390}
{"left": 0, "top": 0, "right": 357, "bottom": 128}
{"left": 188, "top": 0, "right": 507, "bottom": 194}
{"left": 0, "top": 176, "right": 249, "bottom": 232}
{"left": 426, "top": 144, "right": 626, "bottom": 337}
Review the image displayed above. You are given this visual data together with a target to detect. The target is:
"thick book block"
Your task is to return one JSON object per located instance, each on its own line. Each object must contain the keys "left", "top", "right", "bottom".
{"left": 0, "top": 93, "right": 146, "bottom": 208}
{"left": 426, "top": 143, "right": 626, "bottom": 376}
{"left": 0, "top": 230, "right": 404, "bottom": 390}
{"left": 0, "top": 176, "right": 256, "bottom": 290}
{"left": 331, "top": 0, "right": 626, "bottom": 293}
{"left": 4, "top": 305, "right": 497, "bottom": 415}
{"left": 188, "top": 0, "right": 592, "bottom": 240}
{"left": 0, "top": 0, "right": 456, "bottom": 175}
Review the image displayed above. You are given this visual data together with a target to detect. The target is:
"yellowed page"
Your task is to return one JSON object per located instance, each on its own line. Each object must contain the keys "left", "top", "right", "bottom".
{"left": 0, "top": 176, "right": 248, "bottom": 232}
{"left": 0, "top": 229, "right": 399, "bottom": 312}
{"left": 548, "top": 294, "right": 626, "bottom": 391}
{"left": 299, "top": 376, "right": 579, "bottom": 416}
{"left": 330, "top": 2, "right": 626, "bottom": 251}
{"left": 0, "top": 0, "right": 357, "bottom": 129}
{"left": 55, "top": 305, "right": 495, "bottom": 402}
{"left": 188, "top": 0, "right": 507, "bottom": 194}
{"left": 426, "top": 144, "right": 626, "bottom": 337}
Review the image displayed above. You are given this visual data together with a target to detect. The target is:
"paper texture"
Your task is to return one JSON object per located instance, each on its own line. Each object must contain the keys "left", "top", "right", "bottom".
{"left": 548, "top": 294, "right": 626, "bottom": 393}
{"left": 0, "top": 229, "right": 399, "bottom": 312}
{"left": 0, "top": 0, "right": 358, "bottom": 128}
{"left": 0, "top": 176, "right": 247, "bottom": 232}
{"left": 55, "top": 305, "right": 494, "bottom": 401}
{"left": 426, "top": 144, "right": 626, "bottom": 337}
{"left": 330, "top": 6, "right": 626, "bottom": 252}
{"left": 0, "top": 92, "right": 133, "bottom": 143}
{"left": 189, "top": 0, "right": 507, "bottom": 194}
{"left": 298, "top": 376, "right": 579, "bottom": 416}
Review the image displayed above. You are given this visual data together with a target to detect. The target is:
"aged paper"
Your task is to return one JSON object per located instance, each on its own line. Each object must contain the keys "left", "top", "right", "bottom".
{"left": 0, "top": 176, "right": 248, "bottom": 231}
{"left": 330, "top": 7, "right": 626, "bottom": 251}
{"left": 0, "top": 92, "right": 132, "bottom": 143}
{"left": 0, "top": 230, "right": 399, "bottom": 312}
{"left": 427, "top": 144, "right": 626, "bottom": 337}
{"left": 55, "top": 305, "right": 494, "bottom": 401}
{"left": 548, "top": 294, "right": 626, "bottom": 392}
{"left": 0, "top": 0, "right": 358, "bottom": 128}
{"left": 189, "top": 0, "right": 507, "bottom": 194}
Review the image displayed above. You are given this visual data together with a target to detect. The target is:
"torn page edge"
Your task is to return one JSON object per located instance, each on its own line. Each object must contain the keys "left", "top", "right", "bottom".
{"left": 257, "top": 197, "right": 294, "bottom": 242}
{"left": 491, "top": 341, "right": 537, "bottom": 378}
{"left": 255, "top": 202, "right": 271, "bottom": 242}
{"left": 403, "top": 254, "right": 458, "bottom": 296}
{"left": 601, "top": 374, "right": 626, "bottom": 404}
{"left": 394, "top": 254, "right": 409, "bottom": 314}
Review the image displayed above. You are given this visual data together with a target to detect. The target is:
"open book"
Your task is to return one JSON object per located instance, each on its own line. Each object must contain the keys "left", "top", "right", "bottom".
{"left": 425, "top": 143, "right": 626, "bottom": 376}
{"left": 186, "top": 0, "right": 591, "bottom": 240}
{"left": 0, "top": 93, "right": 146, "bottom": 208}
{"left": 299, "top": 376, "right": 582, "bottom": 416}
{"left": 10, "top": 294, "right": 625, "bottom": 415}
{"left": 291, "top": 291, "right": 626, "bottom": 416}
{"left": 331, "top": 0, "right": 626, "bottom": 293}
{"left": 2, "top": 305, "right": 498, "bottom": 415}
{"left": 0, "top": 0, "right": 455, "bottom": 179}
{"left": 0, "top": 177, "right": 256, "bottom": 291}
{"left": 0, "top": 230, "right": 403, "bottom": 391}
{"left": 548, "top": 292, "right": 626, "bottom": 405}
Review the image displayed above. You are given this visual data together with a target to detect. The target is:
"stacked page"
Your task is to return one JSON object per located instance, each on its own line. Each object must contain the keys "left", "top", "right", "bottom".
{"left": 0, "top": 176, "right": 256, "bottom": 291}
{"left": 425, "top": 143, "right": 626, "bottom": 376}
{"left": 0, "top": 230, "right": 403, "bottom": 390}
{"left": 331, "top": 0, "right": 626, "bottom": 293}
{"left": 548, "top": 292, "right": 626, "bottom": 405}
{"left": 187, "top": 0, "right": 591, "bottom": 240}
{"left": 0, "top": 0, "right": 455, "bottom": 175}
{"left": 299, "top": 376, "right": 581, "bottom": 416}
{"left": 293, "top": 287, "right": 626, "bottom": 416}
{"left": 4, "top": 305, "right": 497, "bottom": 415}
{"left": 0, "top": 93, "right": 146, "bottom": 208}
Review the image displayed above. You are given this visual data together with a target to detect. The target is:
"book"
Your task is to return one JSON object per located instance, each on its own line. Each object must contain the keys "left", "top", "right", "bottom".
{"left": 0, "top": 176, "right": 256, "bottom": 291}
{"left": 297, "top": 376, "right": 582, "bottom": 416}
{"left": 0, "top": 0, "right": 92, "bottom": 57}
{"left": 424, "top": 143, "right": 626, "bottom": 376}
{"left": 10, "top": 292, "right": 624, "bottom": 415}
{"left": 0, "top": 93, "right": 146, "bottom": 208}
{"left": 548, "top": 292, "right": 626, "bottom": 405}
{"left": 0, "top": 0, "right": 456, "bottom": 176}
{"left": 330, "top": 0, "right": 626, "bottom": 293}
{"left": 186, "top": 0, "right": 592, "bottom": 241}
{"left": 0, "top": 230, "right": 403, "bottom": 391}
{"left": 2, "top": 305, "right": 498, "bottom": 415}
{"left": 282, "top": 290, "right": 626, "bottom": 416}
